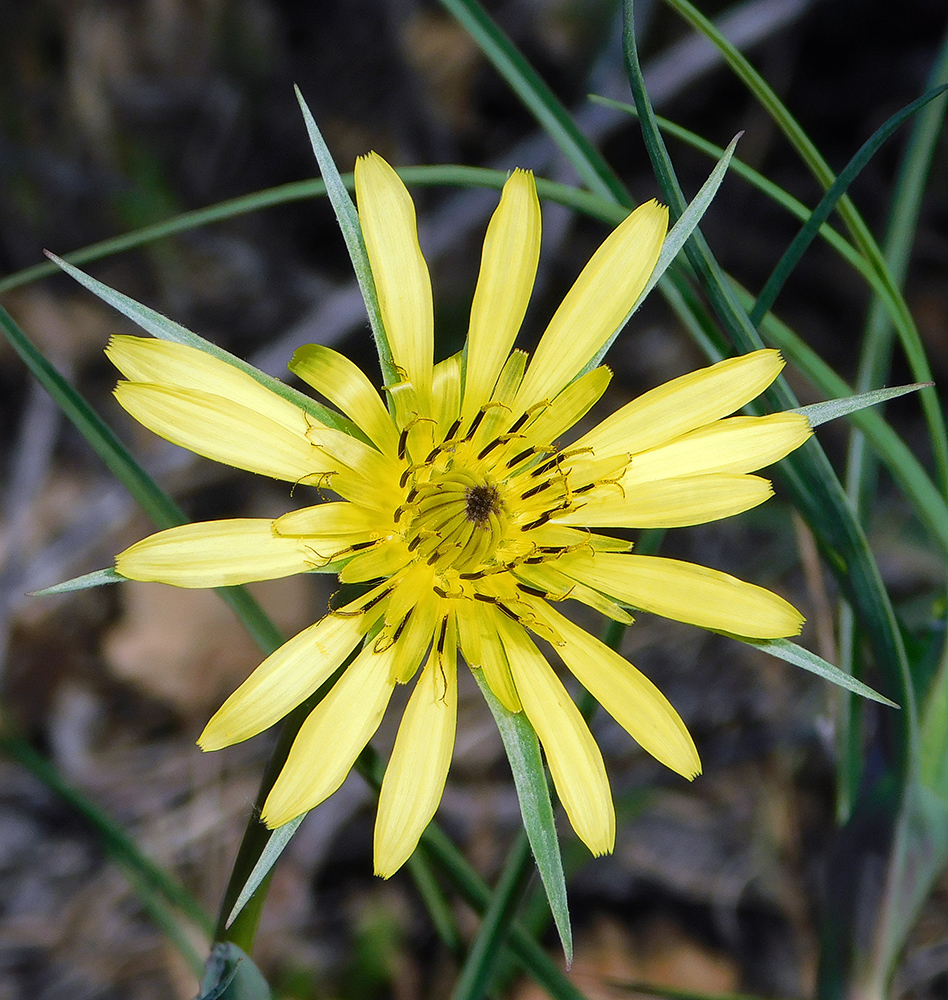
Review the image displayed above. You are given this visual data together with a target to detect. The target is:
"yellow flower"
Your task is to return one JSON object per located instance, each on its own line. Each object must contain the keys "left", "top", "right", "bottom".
{"left": 108, "top": 154, "right": 810, "bottom": 876}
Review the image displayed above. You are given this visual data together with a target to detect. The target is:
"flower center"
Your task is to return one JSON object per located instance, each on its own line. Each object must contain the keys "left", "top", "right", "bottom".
{"left": 465, "top": 483, "right": 502, "bottom": 525}
{"left": 404, "top": 470, "right": 506, "bottom": 573}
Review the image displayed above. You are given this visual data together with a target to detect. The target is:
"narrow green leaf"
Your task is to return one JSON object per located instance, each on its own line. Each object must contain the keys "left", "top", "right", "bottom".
{"left": 792, "top": 384, "right": 932, "bottom": 428}
{"left": 742, "top": 638, "right": 897, "bottom": 708}
{"left": 45, "top": 253, "right": 361, "bottom": 440}
{"left": 605, "top": 981, "right": 777, "bottom": 1000}
{"left": 841, "top": 22, "right": 948, "bottom": 827}
{"left": 473, "top": 672, "right": 572, "bottom": 964}
{"left": 451, "top": 832, "right": 536, "bottom": 1000}
{"left": 294, "top": 87, "right": 397, "bottom": 387}
{"left": 407, "top": 851, "right": 463, "bottom": 954}
{"left": 732, "top": 290, "right": 948, "bottom": 562}
{"left": 225, "top": 815, "right": 306, "bottom": 929}
{"left": 438, "top": 0, "right": 627, "bottom": 204}
{"left": 0, "top": 719, "right": 213, "bottom": 936}
{"left": 198, "top": 943, "right": 272, "bottom": 1000}
{"left": 659, "top": 0, "right": 948, "bottom": 501}
{"left": 623, "top": 0, "right": 916, "bottom": 748}
{"left": 30, "top": 567, "right": 124, "bottom": 596}
{"left": 752, "top": 86, "right": 948, "bottom": 325}
{"left": 0, "top": 167, "right": 630, "bottom": 297}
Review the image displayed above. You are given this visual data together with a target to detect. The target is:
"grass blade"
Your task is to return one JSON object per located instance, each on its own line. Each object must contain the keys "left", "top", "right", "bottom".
{"left": 623, "top": 0, "right": 916, "bottom": 742}
{"left": 450, "top": 832, "right": 536, "bottom": 1000}
{"left": 660, "top": 0, "right": 948, "bottom": 501}
{"left": 438, "top": 0, "right": 627, "bottom": 204}
{"left": 584, "top": 134, "right": 741, "bottom": 374}
{"left": 751, "top": 86, "right": 948, "bottom": 325}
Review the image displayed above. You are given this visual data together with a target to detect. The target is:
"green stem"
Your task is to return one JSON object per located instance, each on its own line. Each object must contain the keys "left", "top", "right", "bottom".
{"left": 451, "top": 832, "right": 535, "bottom": 1000}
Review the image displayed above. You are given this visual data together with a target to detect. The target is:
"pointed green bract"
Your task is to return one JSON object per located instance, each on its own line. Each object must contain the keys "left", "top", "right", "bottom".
{"left": 743, "top": 638, "right": 897, "bottom": 707}
{"left": 46, "top": 253, "right": 358, "bottom": 438}
{"left": 295, "top": 88, "right": 397, "bottom": 389}
{"left": 224, "top": 816, "right": 306, "bottom": 930}
{"left": 792, "top": 383, "right": 932, "bottom": 428}
{"left": 474, "top": 672, "right": 572, "bottom": 964}
{"left": 31, "top": 567, "right": 124, "bottom": 596}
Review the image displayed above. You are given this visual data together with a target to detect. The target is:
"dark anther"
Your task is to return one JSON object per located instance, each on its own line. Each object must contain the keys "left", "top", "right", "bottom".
{"left": 520, "top": 481, "right": 551, "bottom": 500}
{"left": 437, "top": 617, "right": 448, "bottom": 654}
{"left": 398, "top": 427, "right": 409, "bottom": 461}
{"left": 463, "top": 409, "right": 485, "bottom": 441}
{"left": 477, "top": 438, "right": 503, "bottom": 460}
{"left": 507, "top": 448, "right": 534, "bottom": 469}
{"left": 531, "top": 456, "right": 561, "bottom": 478}
{"left": 391, "top": 611, "right": 411, "bottom": 644}
{"left": 507, "top": 411, "right": 530, "bottom": 435}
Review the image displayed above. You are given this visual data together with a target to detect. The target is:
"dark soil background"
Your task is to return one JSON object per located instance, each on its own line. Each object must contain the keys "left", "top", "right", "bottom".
{"left": 1, "top": 1, "right": 947, "bottom": 998}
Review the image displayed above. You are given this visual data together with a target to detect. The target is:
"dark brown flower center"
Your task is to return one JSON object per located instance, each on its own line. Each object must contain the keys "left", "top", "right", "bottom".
{"left": 465, "top": 484, "right": 502, "bottom": 526}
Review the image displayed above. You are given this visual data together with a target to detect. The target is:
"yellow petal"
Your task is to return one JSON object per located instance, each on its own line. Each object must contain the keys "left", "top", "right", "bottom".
{"left": 461, "top": 169, "right": 541, "bottom": 423}
{"left": 374, "top": 621, "right": 458, "bottom": 877}
{"left": 273, "top": 502, "right": 387, "bottom": 537}
{"left": 306, "top": 424, "right": 401, "bottom": 483}
{"left": 433, "top": 352, "right": 462, "bottom": 440}
{"left": 516, "top": 200, "right": 668, "bottom": 408}
{"left": 520, "top": 367, "right": 612, "bottom": 446}
{"left": 261, "top": 641, "right": 398, "bottom": 828}
{"left": 355, "top": 152, "right": 433, "bottom": 408}
{"left": 574, "top": 349, "right": 786, "bottom": 457}
{"left": 199, "top": 609, "right": 376, "bottom": 750}
{"left": 559, "top": 552, "right": 804, "bottom": 638}
{"left": 339, "top": 539, "right": 411, "bottom": 584}
{"left": 116, "top": 519, "right": 312, "bottom": 587}
{"left": 499, "top": 615, "right": 615, "bottom": 856}
{"left": 383, "top": 586, "right": 444, "bottom": 684}
{"left": 290, "top": 344, "right": 398, "bottom": 455}
{"left": 456, "top": 602, "right": 521, "bottom": 712}
{"left": 622, "top": 413, "right": 812, "bottom": 486}
{"left": 537, "top": 603, "right": 701, "bottom": 780}
{"left": 107, "top": 336, "right": 313, "bottom": 436}
{"left": 114, "top": 382, "right": 317, "bottom": 483}
{"left": 558, "top": 473, "right": 774, "bottom": 528}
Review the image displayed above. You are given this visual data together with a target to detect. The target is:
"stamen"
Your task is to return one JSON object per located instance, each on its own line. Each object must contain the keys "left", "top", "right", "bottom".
{"left": 477, "top": 438, "right": 503, "bottom": 461}
{"left": 463, "top": 409, "right": 485, "bottom": 441}
{"left": 520, "top": 481, "right": 551, "bottom": 500}
{"left": 330, "top": 585, "right": 393, "bottom": 616}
